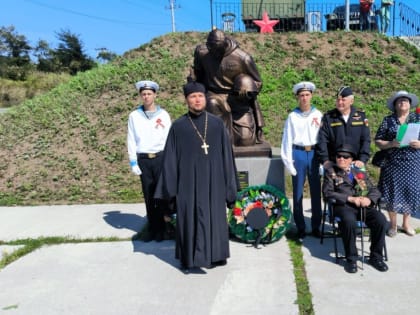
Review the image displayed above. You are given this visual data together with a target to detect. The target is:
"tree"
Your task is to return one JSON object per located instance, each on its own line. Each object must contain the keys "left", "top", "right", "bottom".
{"left": 95, "top": 47, "right": 118, "bottom": 63}
{"left": 0, "top": 26, "right": 31, "bottom": 61}
{"left": 34, "top": 39, "right": 59, "bottom": 72}
{"left": 54, "top": 29, "right": 96, "bottom": 75}
{"left": 0, "top": 25, "right": 33, "bottom": 79}
{"left": 0, "top": 27, "right": 97, "bottom": 78}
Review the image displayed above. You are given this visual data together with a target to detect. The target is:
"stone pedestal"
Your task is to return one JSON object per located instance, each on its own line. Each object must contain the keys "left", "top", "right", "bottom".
{"left": 234, "top": 147, "right": 285, "bottom": 193}
{"left": 233, "top": 141, "right": 272, "bottom": 158}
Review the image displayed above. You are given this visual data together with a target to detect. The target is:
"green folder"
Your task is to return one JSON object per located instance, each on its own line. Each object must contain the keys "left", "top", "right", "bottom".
{"left": 396, "top": 123, "right": 420, "bottom": 147}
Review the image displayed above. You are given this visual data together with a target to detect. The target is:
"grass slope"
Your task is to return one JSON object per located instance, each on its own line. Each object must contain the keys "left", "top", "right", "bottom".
{"left": 0, "top": 31, "right": 419, "bottom": 205}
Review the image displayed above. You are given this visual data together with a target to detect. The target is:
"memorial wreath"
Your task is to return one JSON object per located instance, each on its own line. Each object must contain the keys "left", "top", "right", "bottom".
{"left": 227, "top": 184, "right": 292, "bottom": 246}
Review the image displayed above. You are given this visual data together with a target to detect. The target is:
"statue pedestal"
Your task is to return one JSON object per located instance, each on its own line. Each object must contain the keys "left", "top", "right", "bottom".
{"left": 233, "top": 141, "right": 272, "bottom": 158}
{"left": 234, "top": 147, "right": 285, "bottom": 193}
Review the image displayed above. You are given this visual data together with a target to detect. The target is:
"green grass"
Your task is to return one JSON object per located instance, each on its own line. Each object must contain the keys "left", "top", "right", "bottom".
{"left": 287, "top": 233, "right": 314, "bottom": 315}
{"left": 2, "top": 304, "right": 18, "bottom": 310}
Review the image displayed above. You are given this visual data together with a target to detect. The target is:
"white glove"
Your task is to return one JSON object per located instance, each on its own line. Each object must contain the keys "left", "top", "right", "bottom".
{"left": 131, "top": 165, "right": 142, "bottom": 176}
{"left": 319, "top": 165, "right": 324, "bottom": 177}
{"left": 289, "top": 168, "right": 297, "bottom": 176}
{"left": 283, "top": 159, "right": 297, "bottom": 176}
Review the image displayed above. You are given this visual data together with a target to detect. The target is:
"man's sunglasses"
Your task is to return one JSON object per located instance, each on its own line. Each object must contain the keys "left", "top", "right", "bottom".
{"left": 336, "top": 154, "right": 352, "bottom": 159}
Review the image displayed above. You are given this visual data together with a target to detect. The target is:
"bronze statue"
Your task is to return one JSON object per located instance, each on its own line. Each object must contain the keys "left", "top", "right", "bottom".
{"left": 189, "top": 29, "right": 271, "bottom": 157}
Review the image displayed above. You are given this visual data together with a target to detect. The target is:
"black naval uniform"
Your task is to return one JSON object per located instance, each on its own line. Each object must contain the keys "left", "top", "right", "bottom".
{"left": 322, "top": 164, "right": 387, "bottom": 263}
{"left": 316, "top": 106, "right": 371, "bottom": 164}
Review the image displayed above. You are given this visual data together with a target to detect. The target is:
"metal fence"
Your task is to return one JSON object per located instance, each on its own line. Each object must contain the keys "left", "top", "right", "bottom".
{"left": 399, "top": 2, "right": 420, "bottom": 36}
{"left": 211, "top": 1, "right": 419, "bottom": 39}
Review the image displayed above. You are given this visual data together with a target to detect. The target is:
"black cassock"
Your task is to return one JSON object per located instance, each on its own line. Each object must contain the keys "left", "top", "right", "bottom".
{"left": 155, "top": 111, "right": 238, "bottom": 268}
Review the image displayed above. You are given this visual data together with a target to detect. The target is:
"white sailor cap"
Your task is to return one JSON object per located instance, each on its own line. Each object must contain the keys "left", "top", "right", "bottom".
{"left": 135, "top": 80, "right": 159, "bottom": 92}
{"left": 292, "top": 81, "right": 316, "bottom": 95}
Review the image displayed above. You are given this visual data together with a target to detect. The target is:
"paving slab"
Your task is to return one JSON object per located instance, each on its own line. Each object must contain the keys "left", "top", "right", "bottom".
{"left": 0, "top": 239, "right": 296, "bottom": 315}
{"left": 302, "top": 208, "right": 420, "bottom": 315}
{"left": 0, "top": 204, "right": 146, "bottom": 241}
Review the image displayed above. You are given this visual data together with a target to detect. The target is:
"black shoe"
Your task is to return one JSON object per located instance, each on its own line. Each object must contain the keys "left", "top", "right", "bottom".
{"left": 207, "top": 259, "right": 227, "bottom": 269}
{"left": 181, "top": 267, "right": 190, "bottom": 274}
{"left": 155, "top": 232, "right": 164, "bottom": 242}
{"left": 142, "top": 231, "right": 155, "bottom": 242}
{"left": 211, "top": 259, "right": 227, "bottom": 268}
{"left": 297, "top": 230, "right": 306, "bottom": 240}
{"left": 344, "top": 260, "right": 358, "bottom": 274}
{"left": 368, "top": 258, "right": 388, "bottom": 272}
{"left": 311, "top": 229, "right": 321, "bottom": 238}
{"left": 180, "top": 263, "right": 190, "bottom": 274}
{"left": 131, "top": 232, "right": 142, "bottom": 241}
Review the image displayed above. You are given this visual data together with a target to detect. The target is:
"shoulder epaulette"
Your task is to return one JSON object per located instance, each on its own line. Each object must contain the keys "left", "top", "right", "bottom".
{"left": 326, "top": 109, "right": 338, "bottom": 118}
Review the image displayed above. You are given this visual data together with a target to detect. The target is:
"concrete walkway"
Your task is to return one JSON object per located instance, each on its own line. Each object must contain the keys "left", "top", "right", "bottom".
{"left": 0, "top": 201, "right": 419, "bottom": 315}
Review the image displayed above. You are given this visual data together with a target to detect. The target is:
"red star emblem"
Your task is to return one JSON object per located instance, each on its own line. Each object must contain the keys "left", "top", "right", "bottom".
{"left": 253, "top": 11, "right": 279, "bottom": 33}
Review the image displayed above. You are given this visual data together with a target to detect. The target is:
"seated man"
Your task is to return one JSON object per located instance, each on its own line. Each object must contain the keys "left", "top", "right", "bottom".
{"left": 322, "top": 144, "right": 388, "bottom": 274}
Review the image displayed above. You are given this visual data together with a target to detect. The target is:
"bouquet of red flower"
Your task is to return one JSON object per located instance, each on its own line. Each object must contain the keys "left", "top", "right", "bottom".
{"left": 352, "top": 165, "right": 369, "bottom": 196}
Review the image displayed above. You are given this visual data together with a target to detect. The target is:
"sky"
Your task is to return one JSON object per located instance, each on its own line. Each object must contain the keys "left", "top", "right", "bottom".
{"left": 1, "top": 0, "right": 419, "bottom": 59}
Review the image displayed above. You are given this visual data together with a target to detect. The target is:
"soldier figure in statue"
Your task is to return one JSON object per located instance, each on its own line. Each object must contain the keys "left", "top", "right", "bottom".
{"left": 189, "top": 28, "right": 271, "bottom": 156}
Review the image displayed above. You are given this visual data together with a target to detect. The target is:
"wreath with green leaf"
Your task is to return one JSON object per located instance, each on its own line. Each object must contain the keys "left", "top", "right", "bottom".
{"left": 227, "top": 184, "right": 292, "bottom": 245}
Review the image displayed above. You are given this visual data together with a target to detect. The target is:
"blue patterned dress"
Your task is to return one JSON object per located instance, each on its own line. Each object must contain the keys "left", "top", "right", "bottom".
{"left": 374, "top": 112, "right": 420, "bottom": 215}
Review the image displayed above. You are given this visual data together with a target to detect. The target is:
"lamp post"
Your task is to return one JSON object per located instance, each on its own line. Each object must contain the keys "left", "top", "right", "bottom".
{"left": 210, "top": 0, "right": 214, "bottom": 28}
{"left": 345, "top": 0, "right": 350, "bottom": 31}
{"left": 166, "top": 0, "right": 179, "bottom": 32}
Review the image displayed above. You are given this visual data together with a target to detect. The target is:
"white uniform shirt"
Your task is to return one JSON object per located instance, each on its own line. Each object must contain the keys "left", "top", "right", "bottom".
{"left": 280, "top": 106, "right": 323, "bottom": 175}
{"left": 127, "top": 105, "right": 171, "bottom": 166}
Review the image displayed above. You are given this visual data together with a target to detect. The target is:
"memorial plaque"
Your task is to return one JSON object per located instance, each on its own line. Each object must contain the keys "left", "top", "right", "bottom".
{"left": 237, "top": 171, "right": 249, "bottom": 191}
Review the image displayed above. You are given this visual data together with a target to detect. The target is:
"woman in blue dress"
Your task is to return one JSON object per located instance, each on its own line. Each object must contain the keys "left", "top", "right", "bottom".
{"left": 374, "top": 91, "right": 420, "bottom": 237}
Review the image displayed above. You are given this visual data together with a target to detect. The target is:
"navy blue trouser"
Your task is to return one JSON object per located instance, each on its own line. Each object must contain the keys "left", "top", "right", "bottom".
{"left": 292, "top": 148, "right": 322, "bottom": 233}
{"left": 334, "top": 205, "right": 387, "bottom": 262}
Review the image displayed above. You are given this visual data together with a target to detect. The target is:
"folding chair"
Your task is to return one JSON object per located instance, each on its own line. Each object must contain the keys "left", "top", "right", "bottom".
{"left": 320, "top": 198, "right": 388, "bottom": 267}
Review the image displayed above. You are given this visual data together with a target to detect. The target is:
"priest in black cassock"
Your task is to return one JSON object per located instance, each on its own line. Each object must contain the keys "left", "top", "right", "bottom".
{"left": 155, "top": 81, "right": 238, "bottom": 271}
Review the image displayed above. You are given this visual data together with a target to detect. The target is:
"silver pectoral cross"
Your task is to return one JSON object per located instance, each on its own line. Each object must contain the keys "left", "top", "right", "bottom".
{"left": 201, "top": 142, "right": 209, "bottom": 155}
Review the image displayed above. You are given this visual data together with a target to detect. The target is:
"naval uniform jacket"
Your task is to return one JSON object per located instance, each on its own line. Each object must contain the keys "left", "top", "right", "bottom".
{"left": 316, "top": 106, "right": 370, "bottom": 164}
{"left": 322, "top": 165, "right": 381, "bottom": 210}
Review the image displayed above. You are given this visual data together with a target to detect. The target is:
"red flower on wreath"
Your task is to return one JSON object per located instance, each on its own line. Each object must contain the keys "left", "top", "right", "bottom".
{"left": 416, "top": 106, "right": 420, "bottom": 114}
{"left": 254, "top": 200, "right": 263, "bottom": 208}
{"left": 233, "top": 207, "right": 242, "bottom": 216}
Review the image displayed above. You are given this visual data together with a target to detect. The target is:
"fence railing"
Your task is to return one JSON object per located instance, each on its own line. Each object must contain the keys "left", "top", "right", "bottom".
{"left": 399, "top": 2, "right": 420, "bottom": 36}
{"left": 211, "top": 1, "right": 419, "bottom": 39}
